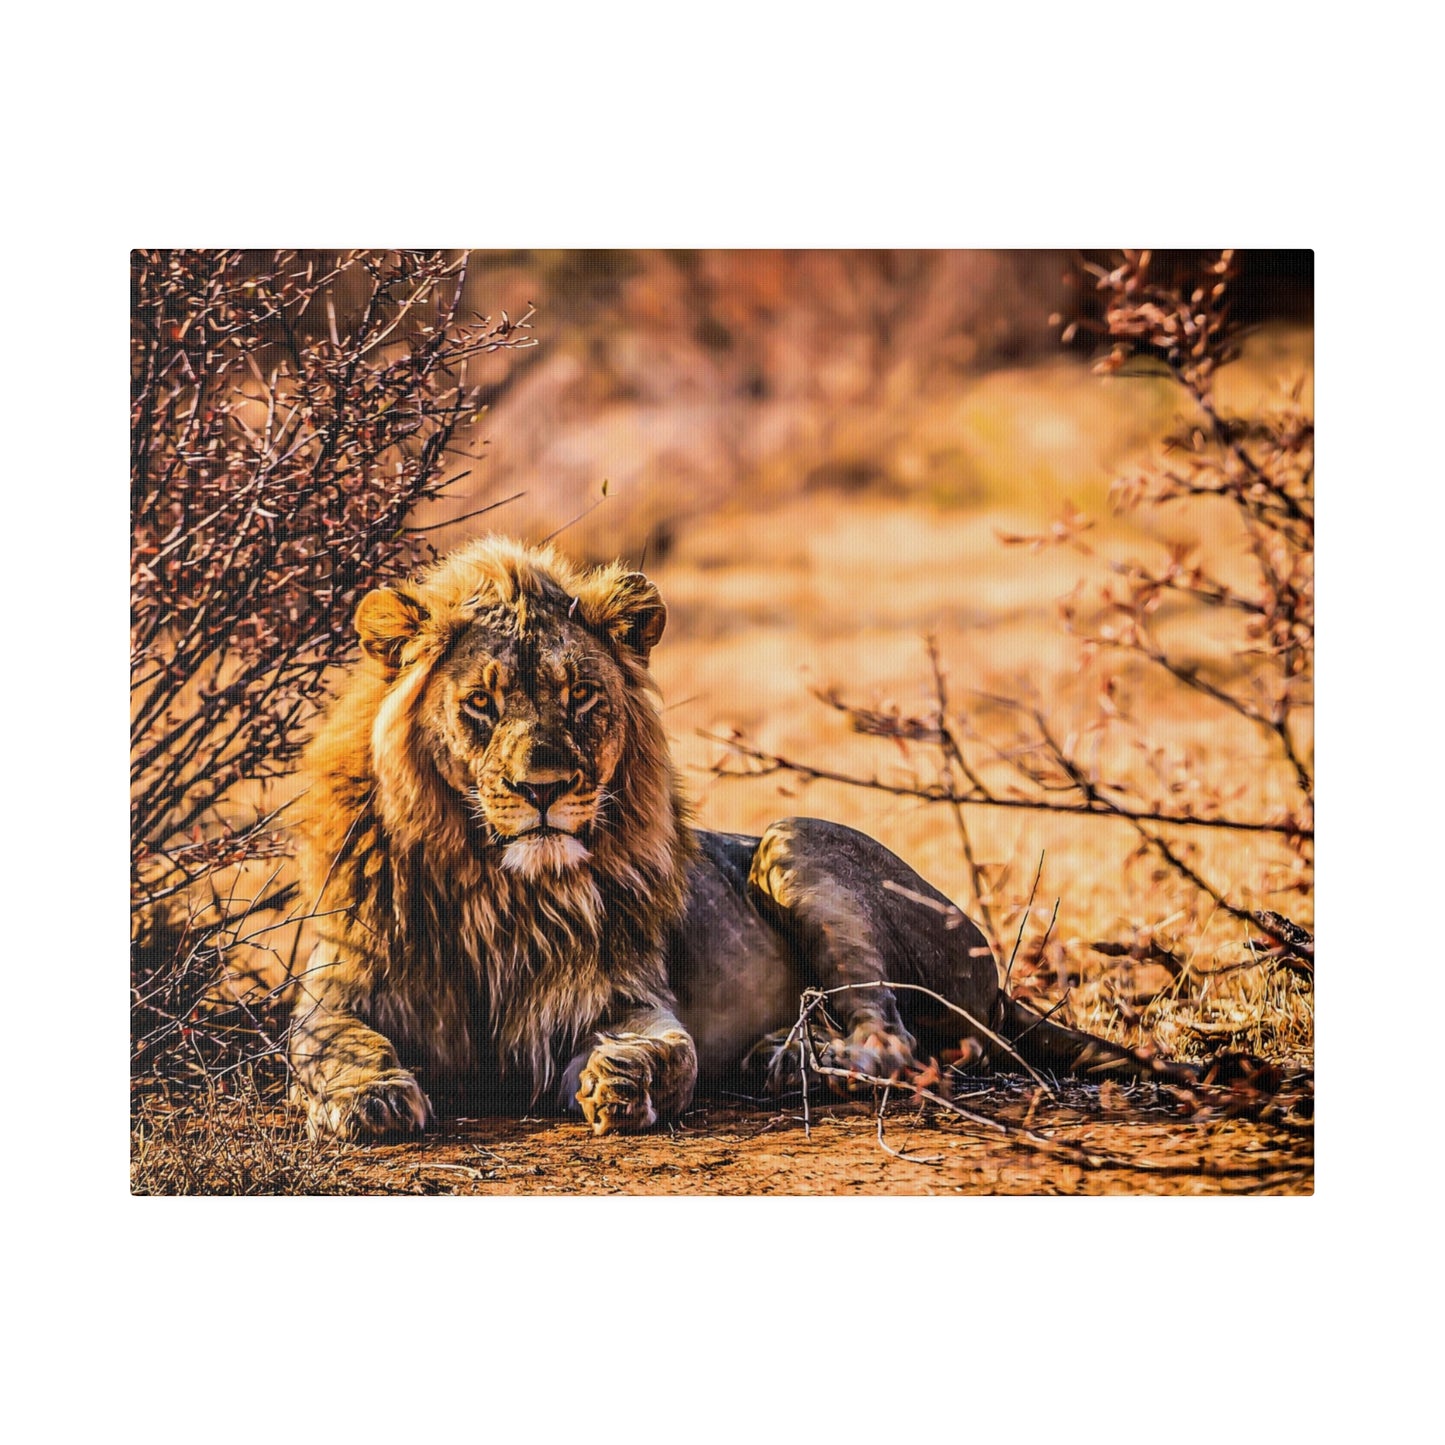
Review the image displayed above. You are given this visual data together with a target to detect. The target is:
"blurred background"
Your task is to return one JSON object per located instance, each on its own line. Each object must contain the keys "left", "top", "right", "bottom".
{"left": 413, "top": 249, "right": 1312, "bottom": 559}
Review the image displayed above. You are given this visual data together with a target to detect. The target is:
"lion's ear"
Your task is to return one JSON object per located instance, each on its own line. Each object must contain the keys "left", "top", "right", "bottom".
{"left": 582, "top": 570, "right": 667, "bottom": 664}
{"left": 355, "top": 587, "right": 430, "bottom": 671}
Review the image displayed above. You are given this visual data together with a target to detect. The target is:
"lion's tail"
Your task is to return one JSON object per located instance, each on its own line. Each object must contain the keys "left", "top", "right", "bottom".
{"left": 997, "top": 996, "right": 1200, "bottom": 1087}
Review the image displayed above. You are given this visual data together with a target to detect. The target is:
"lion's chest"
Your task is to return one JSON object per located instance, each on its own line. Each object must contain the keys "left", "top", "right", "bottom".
{"left": 387, "top": 864, "right": 615, "bottom": 1098}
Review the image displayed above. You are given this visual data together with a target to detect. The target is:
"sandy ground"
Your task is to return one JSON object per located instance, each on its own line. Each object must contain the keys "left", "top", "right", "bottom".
{"left": 243, "top": 1083, "right": 1312, "bottom": 1197}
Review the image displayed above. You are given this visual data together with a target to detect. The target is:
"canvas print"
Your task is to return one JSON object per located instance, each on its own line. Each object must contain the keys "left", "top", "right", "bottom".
{"left": 130, "top": 249, "right": 1314, "bottom": 1194}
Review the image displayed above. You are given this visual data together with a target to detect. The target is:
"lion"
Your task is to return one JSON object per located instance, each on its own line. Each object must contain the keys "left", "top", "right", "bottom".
{"left": 289, "top": 535, "right": 1188, "bottom": 1140}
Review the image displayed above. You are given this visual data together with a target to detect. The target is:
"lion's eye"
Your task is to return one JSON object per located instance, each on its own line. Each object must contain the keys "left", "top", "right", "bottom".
{"left": 571, "top": 682, "right": 601, "bottom": 717}
{"left": 462, "top": 692, "right": 498, "bottom": 724}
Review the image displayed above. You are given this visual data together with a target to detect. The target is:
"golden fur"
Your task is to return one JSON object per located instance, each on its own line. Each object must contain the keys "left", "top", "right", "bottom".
{"left": 288, "top": 536, "right": 699, "bottom": 1138}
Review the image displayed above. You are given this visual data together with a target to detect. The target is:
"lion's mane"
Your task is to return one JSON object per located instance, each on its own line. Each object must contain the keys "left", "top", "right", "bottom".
{"left": 292, "top": 537, "right": 695, "bottom": 1100}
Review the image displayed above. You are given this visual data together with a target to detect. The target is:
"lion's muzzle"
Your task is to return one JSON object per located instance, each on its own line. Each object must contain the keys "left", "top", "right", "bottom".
{"left": 488, "top": 769, "right": 597, "bottom": 875}
{"left": 504, "top": 772, "right": 584, "bottom": 826}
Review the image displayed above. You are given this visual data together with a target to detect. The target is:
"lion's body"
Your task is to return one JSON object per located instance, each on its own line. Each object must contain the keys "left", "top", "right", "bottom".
{"left": 289, "top": 536, "right": 1175, "bottom": 1139}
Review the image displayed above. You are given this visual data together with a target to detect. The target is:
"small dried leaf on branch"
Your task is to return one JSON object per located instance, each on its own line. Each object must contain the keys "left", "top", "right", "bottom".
{"left": 995, "top": 500, "right": 1096, "bottom": 552}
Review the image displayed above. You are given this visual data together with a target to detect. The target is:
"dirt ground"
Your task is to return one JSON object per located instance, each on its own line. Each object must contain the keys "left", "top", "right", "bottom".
{"left": 144, "top": 1079, "right": 1307, "bottom": 1197}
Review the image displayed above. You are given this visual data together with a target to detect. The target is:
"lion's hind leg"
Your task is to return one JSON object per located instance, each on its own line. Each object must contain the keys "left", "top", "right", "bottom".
{"left": 748, "top": 820, "right": 913, "bottom": 1085}
{"left": 747, "top": 818, "right": 1006, "bottom": 1086}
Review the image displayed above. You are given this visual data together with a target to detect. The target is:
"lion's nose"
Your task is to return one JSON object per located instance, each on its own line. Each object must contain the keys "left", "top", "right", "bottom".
{"left": 508, "top": 776, "right": 576, "bottom": 817}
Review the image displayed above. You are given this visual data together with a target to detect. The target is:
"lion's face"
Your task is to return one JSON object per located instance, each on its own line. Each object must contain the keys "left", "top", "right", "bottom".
{"left": 419, "top": 607, "right": 631, "bottom": 877}
{"left": 351, "top": 543, "right": 670, "bottom": 882}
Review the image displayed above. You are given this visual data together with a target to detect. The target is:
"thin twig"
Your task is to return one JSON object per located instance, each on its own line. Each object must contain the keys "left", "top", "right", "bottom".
{"left": 405, "top": 491, "right": 527, "bottom": 534}
{"left": 539, "top": 493, "right": 608, "bottom": 545}
{"left": 875, "top": 1086, "right": 943, "bottom": 1165}
{"left": 1005, "top": 853, "right": 1045, "bottom": 991}
{"left": 1008, "top": 991, "right": 1073, "bottom": 1045}
{"left": 707, "top": 734, "right": 1312, "bottom": 840}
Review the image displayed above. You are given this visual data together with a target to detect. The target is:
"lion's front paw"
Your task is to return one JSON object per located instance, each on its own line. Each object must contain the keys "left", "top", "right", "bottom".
{"left": 306, "top": 1070, "right": 432, "bottom": 1141}
{"left": 575, "top": 1031, "right": 696, "bottom": 1137}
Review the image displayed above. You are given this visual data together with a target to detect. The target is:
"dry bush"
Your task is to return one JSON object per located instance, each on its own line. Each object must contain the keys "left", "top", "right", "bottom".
{"left": 131, "top": 249, "right": 534, "bottom": 889}
{"left": 715, "top": 251, "right": 1314, "bottom": 1070}
{"left": 130, "top": 1081, "right": 352, "bottom": 1195}
{"left": 130, "top": 249, "right": 535, "bottom": 1137}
